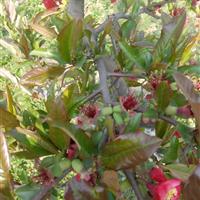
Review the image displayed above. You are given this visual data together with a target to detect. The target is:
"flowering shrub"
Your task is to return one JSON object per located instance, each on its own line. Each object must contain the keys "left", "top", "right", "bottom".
{"left": 0, "top": 0, "right": 200, "bottom": 199}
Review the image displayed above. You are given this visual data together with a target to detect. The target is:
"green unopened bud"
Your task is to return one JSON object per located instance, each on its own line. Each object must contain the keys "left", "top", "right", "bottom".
{"left": 59, "top": 159, "right": 71, "bottom": 170}
{"left": 72, "top": 159, "right": 83, "bottom": 173}
{"left": 113, "top": 113, "right": 123, "bottom": 125}
{"left": 165, "top": 105, "right": 177, "bottom": 116}
{"left": 113, "top": 105, "right": 122, "bottom": 113}
{"left": 102, "top": 107, "right": 113, "bottom": 115}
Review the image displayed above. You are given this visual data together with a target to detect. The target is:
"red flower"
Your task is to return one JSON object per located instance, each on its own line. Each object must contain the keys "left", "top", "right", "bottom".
{"left": 75, "top": 104, "right": 99, "bottom": 129}
{"left": 148, "top": 179, "right": 182, "bottom": 200}
{"left": 43, "top": 0, "right": 60, "bottom": 10}
{"left": 177, "top": 105, "right": 194, "bottom": 118}
{"left": 75, "top": 173, "right": 81, "bottom": 182}
{"left": 148, "top": 167, "right": 182, "bottom": 200}
{"left": 111, "top": 0, "right": 117, "bottom": 3}
{"left": 173, "top": 130, "right": 181, "bottom": 138}
{"left": 149, "top": 167, "right": 167, "bottom": 183}
{"left": 170, "top": 8, "right": 184, "bottom": 17}
{"left": 81, "top": 104, "right": 99, "bottom": 119}
{"left": 119, "top": 94, "right": 138, "bottom": 112}
{"left": 66, "top": 143, "right": 77, "bottom": 160}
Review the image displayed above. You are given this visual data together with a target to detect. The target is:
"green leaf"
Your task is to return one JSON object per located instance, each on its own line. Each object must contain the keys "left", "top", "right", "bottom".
{"left": 100, "top": 133, "right": 161, "bottom": 170}
{"left": 57, "top": 19, "right": 83, "bottom": 63}
{"left": 176, "top": 123, "right": 192, "bottom": 144}
{"left": 155, "top": 120, "right": 170, "bottom": 139}
{"left": 0, "top": 107, "right": 19, "bottom": 128}
{"left": 163, "top": 137, "right": 179, "bottom": 163}
{"left": 0, "top": 131, "right": 14, "bottom": 200}
{"left": 153, "top": 11, "right": 186, "bottom": 64}
{"left": 16, "top": 184, "right": 41, "bottom": 200}
{"left": 180, "top": 33, "right": 200, "bottom": 65}
{"left": 183, "top": 165, "right": 200, "bottom": 200}
{"left": 164, "top": 164, "right": 196, "bottom": 181}
{"left": 6, "top": 85, "right": 16, "bottom": 115}
{"left": 178, "top": 65, "right": 200, "bottom": 76}
{"left": 126, "top": 113, "right": 142, "bottom": 133}
{"left": 155, "top": 81, "right": 172, "bottom": 112}
{"left": 20, "top": 66, "right": 65, "bottom": 88}
{"left": 9, "top": 128, "right": 58, "bottom": 156}
{"left": 119, "top": 41, "right": 152, "bottom": 70}
{"left": 30, "top": 49, "right": 65, "bottom": 63}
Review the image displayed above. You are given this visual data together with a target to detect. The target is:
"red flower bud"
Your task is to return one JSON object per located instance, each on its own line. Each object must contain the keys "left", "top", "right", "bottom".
{"left": 149, "top": 167, "right": 167, "bottom": 183}
{"left": 177, "top": 105, "right": 193, "bottom": 118}
{"left": 43, "top": 0, "right": 60, "bottom": 10}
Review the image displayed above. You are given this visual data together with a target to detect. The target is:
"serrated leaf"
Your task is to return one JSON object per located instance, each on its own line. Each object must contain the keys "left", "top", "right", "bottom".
{"left": 20, "top": 66, "right": 65, "bottom": 87}
{"left": 100, "top": 133, "right": 161, "bottom": 170}
{"left": 0, "top": 107, "right": 19, "bottom": 128}
{"left": 57, "top": 20, "right": 83, "bottom": 62}
{"left": 183, "top": 165, "right": 200, "bottom": 200}
{"left": 164, "top": 164, "right": 195, "bottom": 182}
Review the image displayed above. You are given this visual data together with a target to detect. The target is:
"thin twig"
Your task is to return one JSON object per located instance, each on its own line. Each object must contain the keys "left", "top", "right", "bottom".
{"left": 124, "top": 170, "right": 144, "bottom": 200}
{"left": 108, "top": 72, "right": 145, "bottom": 79}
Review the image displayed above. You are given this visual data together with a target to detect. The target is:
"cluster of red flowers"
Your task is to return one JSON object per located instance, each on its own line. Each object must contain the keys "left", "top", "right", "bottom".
{"left": 148, "top": 167, "right": 182, "bottom": 200}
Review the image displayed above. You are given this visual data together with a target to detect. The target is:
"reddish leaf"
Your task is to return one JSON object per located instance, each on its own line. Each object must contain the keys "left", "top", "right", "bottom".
{"left": 174, "top": 72, "right": 200, "bottom": 143}
{"left": 0, "top": 131, "right": 14, "bottom": 200}
{"left": 184, "top": 165, "right": 200, "bottom": 200}
{"left": 20, "top": 66, "right": 65, "bottom": 88}
{"left": 100, "top": 133, "right": 161, "bottom": 170}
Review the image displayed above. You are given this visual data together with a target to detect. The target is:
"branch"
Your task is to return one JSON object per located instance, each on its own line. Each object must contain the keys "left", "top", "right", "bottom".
{"left": 124, "top": 170, "right": 144, "bottom": 200}
{"left": 95, "top": 13, "right": 130, "bottom": 35}
{"left": 96, "top": 57, "right": 112, "bottom": 105}
{"left": 108, "top": 72, "right": 145, "bottom": 79}
{"left": 32, "top": 169, "right": 71, "bottom": 200}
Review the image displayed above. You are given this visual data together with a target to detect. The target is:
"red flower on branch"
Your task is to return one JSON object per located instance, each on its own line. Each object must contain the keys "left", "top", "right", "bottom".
{"left": 66, "top": 143, "right": 78, "bottom": 160}
{"left": 74, "top": 104, "right": 100, "bottom": 129}
{"left": 119, "top": 94, "right": 138, "bottom": 113}
{"left": 148, "top": 167, "right": 182, "bottom": 200}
